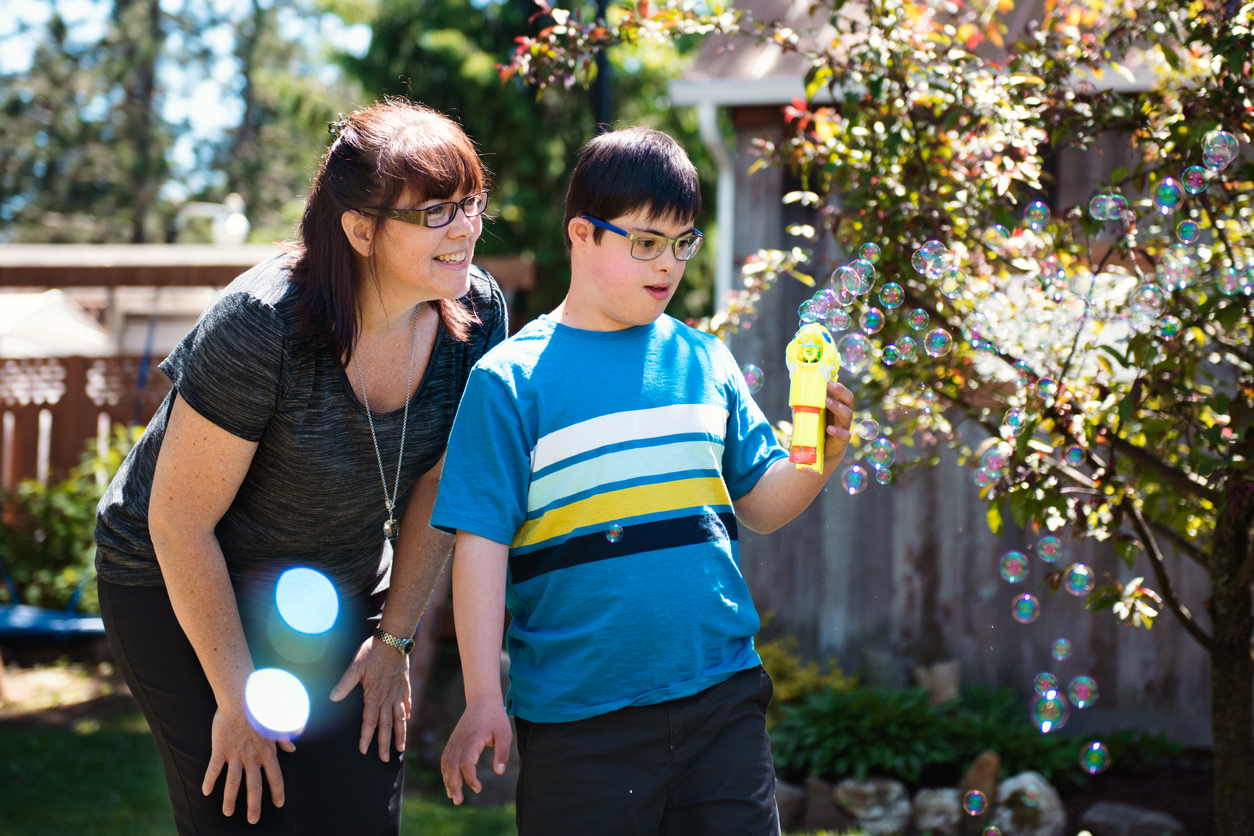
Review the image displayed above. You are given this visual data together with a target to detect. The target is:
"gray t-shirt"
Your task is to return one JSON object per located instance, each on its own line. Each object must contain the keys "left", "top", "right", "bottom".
{"left": 95, "top": 256, "right": 507, "bottom": 597}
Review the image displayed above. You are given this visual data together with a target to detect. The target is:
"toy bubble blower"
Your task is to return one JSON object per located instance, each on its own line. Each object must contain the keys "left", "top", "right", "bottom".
{"left": 785, "top": 323, "right": 839, "bottom": 474}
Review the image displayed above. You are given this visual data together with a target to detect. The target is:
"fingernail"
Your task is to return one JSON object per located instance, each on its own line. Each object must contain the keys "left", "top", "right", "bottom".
{"left": 383, "top": 754, "right": 389, "bottom": 762}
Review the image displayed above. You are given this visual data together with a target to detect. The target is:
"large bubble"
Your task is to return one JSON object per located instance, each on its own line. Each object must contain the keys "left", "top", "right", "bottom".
{"left": 839, "top": 334, "right": 875, "bottom": 373}
{"left": 924, "top": 328, "right": 953, "bottom": 358}
{"left": 741, "top": 364, "right": 764, "bottom": 394}
{"left": 983, "top": 225, "right": 1011, "bottom": 251}
{"left": 861, "top": 307, "right": 886, "bottom": 334}
{"left": 859, "top": 242, "right": 882, "bottom": 263}
{"left": 1202, "top": 129, "right": 1239, "bottom": 171}
{"left": 1033, "top": 671, "right": 1058, "bottom": 695}
{"left": 1025, "top": 201, "right": 1051, "bottom": 230}
{"left": 1031, "top": 690, "right": 1070, "bottom": 733}
{"left": 1153, "top": 178, "right": 1183, "bottom": 213}
{"left": 908, "top": 309, "right": 929, "bottom": 331}
{"left": 868, "top": 437, "right": 896, "bottom": 469}
{"left": 843, "top": 465, "right": 869, "bottom": 495}
{"left": 879, "top": 282, "right": 904, "bottom": 309}
{"left": 1182, "top": 165, "right": 1209, "bottom": 194}
{"left": 276, "top": 568, "right": 339, "bottom": 635}
{"left": 1012, "top": 593, "right": 1041, "bottom": 624}
{"left": 894, "top": 336, "right": 917, "bottom": 361}
{"left": 245, "top": 669, "right": 311, "bottom": 737}
{"left": 1037, "top": 536, "right": 1062, "bottom": 562}
{"left": 962, "top": 790, "right": 988, "bottom": 815}
{"left": 1000, "top": 551, "right": 1029, "bottom": 583}
{"left": 1068, "top": 675, "right": 1099, "bottom": 708}
{"left": 1003, "top": 408, "right": 1028, "bottom": 437}
{"left": 1064, "top": 563, "right": 1095, "bottom": 595}
{"left": 826, "top": 309, "right": 852, "bottom": 332}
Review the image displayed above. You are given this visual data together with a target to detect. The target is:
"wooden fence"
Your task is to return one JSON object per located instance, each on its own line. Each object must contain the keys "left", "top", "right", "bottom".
{"left": 0, "top": 356, "right": 170, "bottom": 488}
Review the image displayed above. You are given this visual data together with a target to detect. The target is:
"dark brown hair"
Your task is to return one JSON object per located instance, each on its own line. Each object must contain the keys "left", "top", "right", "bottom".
{"left": 288, "top": 99, "right": 489, "bottom": 360}
{"left": 563, "top": 126, "right": 701, "bottom": 251}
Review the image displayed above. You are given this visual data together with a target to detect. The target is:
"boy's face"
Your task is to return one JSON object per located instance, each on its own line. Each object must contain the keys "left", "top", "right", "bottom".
{"left": 566, "top": 208, "right": 696, "bottom": 331}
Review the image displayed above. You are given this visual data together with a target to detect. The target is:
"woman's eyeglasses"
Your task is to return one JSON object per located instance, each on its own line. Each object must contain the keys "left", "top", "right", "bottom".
{"left": 581, "top": 215, "right": 704, "bottom": 262}
{"left": 359, "top": 192, "right": 490, "bottom": 229}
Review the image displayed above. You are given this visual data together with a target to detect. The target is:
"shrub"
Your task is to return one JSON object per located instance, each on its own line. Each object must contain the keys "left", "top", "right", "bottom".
{"left": 757, "top": 626, "right": 857, "bottom": 726}
{"left": 0, "top": 425, "right": 140, "bottom": 613}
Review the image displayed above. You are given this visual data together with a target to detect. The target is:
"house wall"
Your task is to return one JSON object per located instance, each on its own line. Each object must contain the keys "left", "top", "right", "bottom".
{"left": 724, "top": 112, "right": 1214, "bottom": 745}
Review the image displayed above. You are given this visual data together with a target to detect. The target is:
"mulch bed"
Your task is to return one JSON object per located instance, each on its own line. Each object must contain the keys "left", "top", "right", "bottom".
{"left": 1063, "top": 765, "right": 1214, "bottom": 836}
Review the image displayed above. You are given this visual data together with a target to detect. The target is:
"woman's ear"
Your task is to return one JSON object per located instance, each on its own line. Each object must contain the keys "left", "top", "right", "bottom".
{"left": 341, "top": 210, "right": 374, "bottom": 257}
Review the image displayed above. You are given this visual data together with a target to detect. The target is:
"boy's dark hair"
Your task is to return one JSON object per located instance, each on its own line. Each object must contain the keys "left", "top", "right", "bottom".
{"left": 563, "top": 127, "right": 701, "bottom": 251}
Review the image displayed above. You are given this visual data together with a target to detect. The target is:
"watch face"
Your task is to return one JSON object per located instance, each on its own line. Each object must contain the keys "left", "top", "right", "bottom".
{"left": 401, "top": 639, "right": 415, "bottom": 655}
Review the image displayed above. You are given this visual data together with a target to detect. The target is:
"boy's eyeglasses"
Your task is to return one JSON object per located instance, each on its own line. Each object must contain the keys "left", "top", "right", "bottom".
{"left": 359, "top": 192, "right": 490, "bottom": 229}
{"left": 581, "top": 215, "right": 704, "bottom": 262}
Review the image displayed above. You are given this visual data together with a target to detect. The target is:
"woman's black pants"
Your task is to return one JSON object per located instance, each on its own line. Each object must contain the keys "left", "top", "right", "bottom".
{"left": 99, "top": 577, "right": 404, "bottom": 835}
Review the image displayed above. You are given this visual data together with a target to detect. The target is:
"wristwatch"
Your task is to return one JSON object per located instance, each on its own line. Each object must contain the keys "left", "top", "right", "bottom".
{"left": 373, "top": 627, "right": 415, "bottom": 656}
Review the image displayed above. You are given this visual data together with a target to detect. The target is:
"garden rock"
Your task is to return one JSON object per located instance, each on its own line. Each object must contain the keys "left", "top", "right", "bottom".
{"left": 774, "top": 779, "right": 804, "bottom": 831}
{"left": 912, "top": 787, "right": 960, "bottom": 836}
{"left": 802, "top": 777, "right": 856, "bottom": 832}
{"left": 833, "top": 777, "right": 912, "bottom": 835}
{"left": 989, "top": 772, "right": 1064, "bottom": 836}
{"left": 1079, "top": 801, "right": 1187, "bottom": 836}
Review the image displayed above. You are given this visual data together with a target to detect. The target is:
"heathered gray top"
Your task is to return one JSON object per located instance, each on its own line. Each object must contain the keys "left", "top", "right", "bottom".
{"left": 95, "top": 256, "right": 507, "bottom": 597}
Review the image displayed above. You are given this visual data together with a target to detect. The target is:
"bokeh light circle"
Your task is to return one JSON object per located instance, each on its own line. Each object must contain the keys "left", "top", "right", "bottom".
{"left": 275, "top": 568, "right": 339, "bottom": 635}
{"left": 245, "top": 668, "right": 310, "bottom": 736}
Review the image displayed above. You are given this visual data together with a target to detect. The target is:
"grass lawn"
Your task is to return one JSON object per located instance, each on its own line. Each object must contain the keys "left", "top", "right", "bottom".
{"left": 0, "top": 712, "right": 515, "bottom": 836}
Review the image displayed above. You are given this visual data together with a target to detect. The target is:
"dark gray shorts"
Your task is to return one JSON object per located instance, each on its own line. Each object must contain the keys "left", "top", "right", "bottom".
{"left": 514, "top": 666, "right": 780, "bottom": 836}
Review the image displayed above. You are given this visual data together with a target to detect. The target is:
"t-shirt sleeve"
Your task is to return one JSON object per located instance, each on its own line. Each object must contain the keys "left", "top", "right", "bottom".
{"left": 159, "top": 293, "right": 285, "bottom": 442}
{"left": 719, "top": 342, "right": 789, "bottom": 501}
{"left": 431, "top": 366, "right": 531, "bottom": 544}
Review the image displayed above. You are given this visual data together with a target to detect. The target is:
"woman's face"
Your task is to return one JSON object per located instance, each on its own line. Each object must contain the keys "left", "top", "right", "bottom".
{"left": 369, "top": 187, "right": 483, "bottom": 303}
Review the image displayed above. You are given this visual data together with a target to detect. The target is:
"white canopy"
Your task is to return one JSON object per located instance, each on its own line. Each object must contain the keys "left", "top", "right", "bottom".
{"left": 0, "top": 289, "right": 112, "bottom": 358}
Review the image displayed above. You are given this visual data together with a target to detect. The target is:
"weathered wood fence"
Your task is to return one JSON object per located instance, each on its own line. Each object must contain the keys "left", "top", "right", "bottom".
{"left": 0, "top": 356, "right": 170, "bottom": 488}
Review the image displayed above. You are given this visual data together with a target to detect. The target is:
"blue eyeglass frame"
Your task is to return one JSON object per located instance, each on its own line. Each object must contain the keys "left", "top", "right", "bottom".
{"left": 580, "top": 215, "right": 705, "bottom": 261}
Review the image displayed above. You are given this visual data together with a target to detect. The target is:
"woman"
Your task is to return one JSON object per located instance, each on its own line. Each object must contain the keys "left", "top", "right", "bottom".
{"left": 94, "top": 100, "right": 506, "bottom": 834}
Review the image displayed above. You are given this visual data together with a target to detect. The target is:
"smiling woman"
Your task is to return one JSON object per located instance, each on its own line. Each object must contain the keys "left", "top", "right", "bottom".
{"left": 93, "top": 99, "right": 508, "bottom": 836}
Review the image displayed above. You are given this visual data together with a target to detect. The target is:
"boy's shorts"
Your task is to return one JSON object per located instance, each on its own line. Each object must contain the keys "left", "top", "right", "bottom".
{"left": 514, "top": 666, "right": 780, "bottom": 836}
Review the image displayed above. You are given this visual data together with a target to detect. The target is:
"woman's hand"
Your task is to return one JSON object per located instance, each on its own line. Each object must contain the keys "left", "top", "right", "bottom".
{"left": 330, "top": 636, "right": 411, "bottom": 762}
{"left": 202, "top": 707, "right": 294, "bottom": 824}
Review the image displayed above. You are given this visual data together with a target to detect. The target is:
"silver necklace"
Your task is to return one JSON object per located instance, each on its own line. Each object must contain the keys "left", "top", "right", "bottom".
{"left": 353, "top": 306, "right": 419, "bottom": 542}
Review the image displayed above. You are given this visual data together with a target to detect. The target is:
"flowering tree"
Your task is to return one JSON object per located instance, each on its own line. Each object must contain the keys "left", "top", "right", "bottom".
{"left": 504, "top": 0, "right": 1254, "bottom": 829}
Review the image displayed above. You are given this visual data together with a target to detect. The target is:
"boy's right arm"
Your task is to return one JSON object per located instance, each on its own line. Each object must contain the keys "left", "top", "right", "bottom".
{"left": 441, "top": 531, "right": 512, "bottom": 805}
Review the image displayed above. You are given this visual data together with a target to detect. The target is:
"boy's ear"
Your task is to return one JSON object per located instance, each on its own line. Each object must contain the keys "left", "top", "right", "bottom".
{"left": 568, "top": 216, "right": 595, "bottom": 250}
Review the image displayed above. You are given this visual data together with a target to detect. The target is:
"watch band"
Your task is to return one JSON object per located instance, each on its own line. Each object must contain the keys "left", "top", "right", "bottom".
{"left": 373, "top": 627, "right": 415, "bottom": 656}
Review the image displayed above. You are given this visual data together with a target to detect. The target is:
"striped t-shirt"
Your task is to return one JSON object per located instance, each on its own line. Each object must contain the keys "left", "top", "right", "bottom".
{"left": 431, "top": 314, "right": 787, "bottom": 722}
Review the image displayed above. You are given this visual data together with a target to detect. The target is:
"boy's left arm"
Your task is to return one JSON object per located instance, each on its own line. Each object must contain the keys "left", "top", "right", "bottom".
{"left": 732, "top": 379, "right": 854, "bottom": 534}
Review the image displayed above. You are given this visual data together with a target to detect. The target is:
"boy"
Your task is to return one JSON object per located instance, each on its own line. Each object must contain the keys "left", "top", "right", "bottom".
{"left": 433, "top": 127, "right": 853, "bottom": 834}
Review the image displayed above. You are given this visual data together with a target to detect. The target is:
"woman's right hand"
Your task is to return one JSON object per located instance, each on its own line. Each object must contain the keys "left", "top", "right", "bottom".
{"left": 202, "top": 707, "right": 295, "bottom": 824}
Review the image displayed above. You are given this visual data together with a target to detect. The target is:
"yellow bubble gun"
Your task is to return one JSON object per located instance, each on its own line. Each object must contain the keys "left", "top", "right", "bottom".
{"left": 785, "top": 323, "right": 839, "bottom": 474}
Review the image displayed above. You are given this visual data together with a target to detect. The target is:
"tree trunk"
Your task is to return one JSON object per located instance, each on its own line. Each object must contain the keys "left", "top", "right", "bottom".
{"left": 1209, "top": 482, "right": 1254, "bottom": 836}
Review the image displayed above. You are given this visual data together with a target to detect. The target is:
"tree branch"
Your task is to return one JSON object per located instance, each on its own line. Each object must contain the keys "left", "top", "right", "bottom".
{"left": 1107, "top": 434, "right": 1221, "bottom": 505}
{"left": 1142, "top": 511, "right": 1211, "bottom": 569}
{"left": 1124, "top": 500, "right": 1213, "bottom": 652}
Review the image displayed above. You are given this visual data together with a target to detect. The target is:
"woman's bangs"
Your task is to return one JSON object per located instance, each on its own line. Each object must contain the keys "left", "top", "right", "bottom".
{"left": 391, "top": 131, "right": 484, "bottom": 204}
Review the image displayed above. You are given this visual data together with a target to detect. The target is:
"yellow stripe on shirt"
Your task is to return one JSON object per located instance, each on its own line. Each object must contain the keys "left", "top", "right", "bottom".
{"left": 511, "top": 475, "right": 733, "bottom": 549}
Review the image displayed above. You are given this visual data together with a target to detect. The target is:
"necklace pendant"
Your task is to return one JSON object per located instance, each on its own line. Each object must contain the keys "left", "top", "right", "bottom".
{"left": 384, "top": 518, "right": 399, "bottom": 541}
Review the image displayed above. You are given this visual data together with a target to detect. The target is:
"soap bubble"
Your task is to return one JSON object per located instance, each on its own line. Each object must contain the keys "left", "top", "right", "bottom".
{"left": 868, "top": 437, "right": 896, "bottom": 469}
{"left": 1160, "top": 315, "right": 1182, "bottom": 339}
{"left": 1031, "top": 690, "right": 1070, "bottom": 733}
{"left": 1159, "top": 248, "right": 1199, "bottom": 291}
{"left": 1063, "top": 445, "right": 1085, "bottom": 466}
{"left": 1025, "top": 201, "right": 1051, "bottom": 230}
{"left": 825, "top": 309, "right": 852, "bottom": 331}
{"left": 1033, "top": 671, "right": 1058, "bottom": 695}
{"left": 894, "top": 336, "right": 917, "bottom": 361}
{"left": 811, "top": 288, "right": 839, "bottom": 316}
{"left": 1014, "top": 360, "right": 1033, "bottom": 386}
{"left": 245, "top": 669, "right": 310, "bottom": 737}
{"left": 984, "top": 224, "right": 1011, "bottom": 251}
{"left": 850, "top": 259, "right": 877, "bottom": 290}
{"left": 606, "top": 524, "right": 624, "bottom": 544}
{"left": 1037, "top": 378, "right": 1057, "bottom": 399}
{"left": 1218, "top": 268, "right": 1241, "bottom": 296}
{"left": 879, "top": 282, "right": 905, "bottom": 309}
{"left": 924, "top": 329, "right": 953, "bottom": 358}
{"left": 1131, "top": 284, "right": 1165, "bottom": 325}
{"left": 741, "top": 364, "right": 764, "bottom": 394}
{"left": 982, "top": 829, "right": 1002, "bottom": 836}
{"left": 875, "top": 467, "right": 893, "bottom": 485}
{"left": 883, "top": 345, "right": 902, "bottom": 366}
{"left": 1089, "top": 194, "right": 1112, "bottom": 221}
{"left": 1012, "top": 593, "right": 1041, "bottom": 624}
{"left": 1154, "top": 178, "right": 1184, "bottom": 213}
{"left": 1051, "top": 638, "right": 1073, "bottom": 661}
{"left": 1022, "top": 785, "right": 1040, "bottom": 807}
{"left": 798, "top": 301, "right": 819, "bottom": 323}
{"left": 1037, "top": 536, "right": 1062, "bottom": 562}
{"left": 843, "top": 465, "right": 869, "bottom": 494}
{"left": 1064, "top": 563, "right": 1095, "bottom": 595}
{"left": 860, "top": 243, "right": 882, "bottom": 263}
{"left": 962, "top": 790, "right": 989, "bottom": 815}
{"left": 1080, "top": 741, "right": 1110, "bottom": 774}
{"left": 911, "top": 249, "right": 931, "bottom": 274}
{"left": 861, "top": 307, "right": 886, "bottom": 334}
{"left": 1202, "top": 129, "right": 1239, "bottom": 171}
{"left": 908, "top": 309, "right": 930, "bottom": 330}
{"left": 973, "top": 467, "right": 995, "bottom": 488}
{"left": 857, "top": 418, "right": 880, "bottom": 439}
{"left": 981, "top": 441, "right": 1012, "bottom": 473}
{"left": 940, "top": 267, "right": 966, "bottom": 299}
{"left": 1000, "top": 551, "right": 1030, "bottom": 583}
{"left": 1069, "top": 675, "right": 1099, "bottom": 708}
{"left": 1106, "top": 193, "right": 1128, "bottom": 218}
{"left": 1003, "top": 408, "right": 1028, "bottom": 437}
{"left": 1182, "top": 165, "right": 1209, "bottom": 194}
{"left": 838, "top": 265, "right": 872, "bottom": 296}
{"left": 276, "top": 568, "right": 339, "bottom": 635}
{"left": 839, "top": 334, "right": 875, "bottom": 373}
{"left": 1176, "top": 220, "right": 1201, "bottom": 243}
